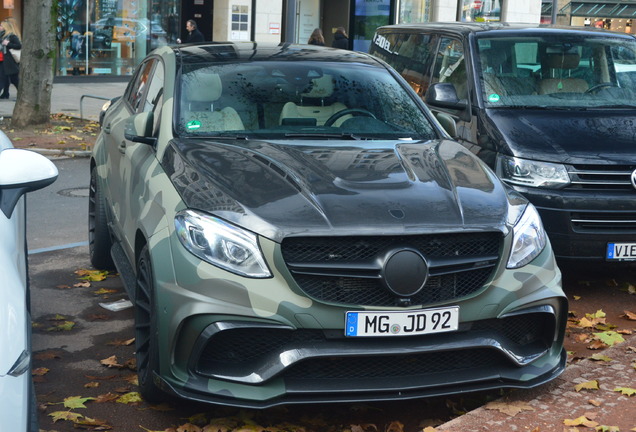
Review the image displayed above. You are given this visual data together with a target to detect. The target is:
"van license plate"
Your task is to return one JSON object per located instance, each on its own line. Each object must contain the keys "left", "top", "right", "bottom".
{"left": 607, "top": 243, "right": 636, "bottom": 260}
{"left": 345, "top": 307, "right": 459, "bottom": 337}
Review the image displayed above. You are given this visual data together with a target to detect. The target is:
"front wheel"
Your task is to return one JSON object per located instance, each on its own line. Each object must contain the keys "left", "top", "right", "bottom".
{"left": 134, "top": 245, "right": 164, "bottom": 402}
{"left": 88, "top": 166, "right": 114, "bottom": 269}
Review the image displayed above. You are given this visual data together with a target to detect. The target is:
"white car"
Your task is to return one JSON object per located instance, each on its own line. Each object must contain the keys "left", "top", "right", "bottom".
{"left": 0, "top": 131, "right": 58, "bottom": 432}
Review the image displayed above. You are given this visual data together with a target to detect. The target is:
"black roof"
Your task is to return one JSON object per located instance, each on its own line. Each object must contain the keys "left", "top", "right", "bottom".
{"left": 375, "top": 22, "right": 636, "bottom": 39}
{"left": 175, "top": 42, "right": 382, "bottom": 65}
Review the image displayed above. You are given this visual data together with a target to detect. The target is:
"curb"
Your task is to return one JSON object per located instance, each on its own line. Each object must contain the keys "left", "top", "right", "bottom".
{"left": 27, "top": 148, "right": 92, "bottom": 158}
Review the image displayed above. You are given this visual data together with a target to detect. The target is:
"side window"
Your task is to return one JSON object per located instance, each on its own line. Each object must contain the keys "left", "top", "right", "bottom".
{"left": 143, "top": 62, "right": 164, "bottom": 136}
{"left": 432, "top": 37, "right": 468, "bottom": 100}
{"left": 127, "top": 60, "right": 156, "bottom": 113}
{"left": 370, "top": 32, "right": 437, "bottom": 97}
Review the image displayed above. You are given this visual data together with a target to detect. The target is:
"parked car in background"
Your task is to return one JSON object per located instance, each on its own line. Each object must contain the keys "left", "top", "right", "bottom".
{"left": 90, "top": 42, "right": 567, "bottom": 407}
{"left": 370, "top": 23, "right": 636, "bottom": 265}
{"left": 0, "top": 133, "right": 58, "bottom": 431}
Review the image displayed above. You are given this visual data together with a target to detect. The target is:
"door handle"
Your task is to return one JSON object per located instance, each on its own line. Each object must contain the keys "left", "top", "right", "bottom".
{"left": 119, "top": 141, "right": 126, "bottom": 154}
{"left": 103, "top": 124, "right": 111, "bottom": 134}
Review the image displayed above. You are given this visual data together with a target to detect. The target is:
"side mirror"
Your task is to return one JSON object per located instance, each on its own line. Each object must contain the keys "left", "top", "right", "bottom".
{"left": 0, "top": 148, "right": 58, "bottom": 218}
{"left": 435, "top": 112, "right": 458, "bottom": 139}
{"left": 124, "top": 111, "right": 157, "bottom": 145}
{"left": 425, "top": 82, "right": 468, "bottom": 110}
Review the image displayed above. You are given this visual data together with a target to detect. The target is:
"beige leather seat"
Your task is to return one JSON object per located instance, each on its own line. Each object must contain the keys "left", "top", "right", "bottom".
{"left": 538, "top": 53, "right": 589, "bottom": 94}
{"left": 184, "top": 72, "right": 244, "bottom": 131}
{"left": 279, "top": 74, "right": 348, "bottom": 126}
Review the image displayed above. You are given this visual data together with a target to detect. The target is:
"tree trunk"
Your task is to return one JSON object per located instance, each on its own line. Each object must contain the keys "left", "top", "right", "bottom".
{"left": 11, "top": 0, "right": 56, "bottom": 128}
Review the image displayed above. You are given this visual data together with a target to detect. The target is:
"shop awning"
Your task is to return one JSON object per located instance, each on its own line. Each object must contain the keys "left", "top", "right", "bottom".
{"left": 554, "top": 1, "right": 636, "bottom": 18}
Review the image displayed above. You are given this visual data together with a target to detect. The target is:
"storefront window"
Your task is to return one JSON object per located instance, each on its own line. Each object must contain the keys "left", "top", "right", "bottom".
{"left": 353, "top": 0, "right": 391, "bottom": 52}
{"left": 459, "top": 0, "right": 500, "bottom": 22}
{"left": 399, "top": 0, "right": 431, "bottom": 23}
{"left": 56, "top": 0, "right": 177, "bottom": 76}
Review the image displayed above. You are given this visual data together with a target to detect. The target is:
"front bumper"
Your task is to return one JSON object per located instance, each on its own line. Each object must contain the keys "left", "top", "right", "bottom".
{"left": 151, "top": 236, "right": 567, "bottom": 407}
{"left": 514, "top": 186, "right": 636, "bottom": 262}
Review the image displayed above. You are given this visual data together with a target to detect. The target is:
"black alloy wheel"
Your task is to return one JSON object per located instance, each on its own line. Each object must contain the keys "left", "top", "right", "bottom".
{"left": 88, "top": 166, "right": 114, "bottom": 269}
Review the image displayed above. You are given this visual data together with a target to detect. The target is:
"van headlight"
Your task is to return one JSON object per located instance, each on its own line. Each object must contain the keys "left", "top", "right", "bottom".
{"left": 508, "top": 204, "right": 547, "bottom": 269}
{"left": 496, "top": 155, "right": 570, "bottom": 188}
{"left": 175, "top": 210, "right": 272, "bottom": 278}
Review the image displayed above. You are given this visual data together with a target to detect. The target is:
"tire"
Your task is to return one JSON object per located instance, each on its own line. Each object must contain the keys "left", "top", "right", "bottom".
{"left": 134, "top": 245, "right": 164, "bottom": 402}
{"left": 88, "top": 166, "right": 115, "bottom": 269}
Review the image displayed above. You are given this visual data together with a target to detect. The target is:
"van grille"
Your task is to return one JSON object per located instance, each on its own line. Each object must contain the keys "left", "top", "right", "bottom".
{"left": 567, "top": 164, "right": 636, "bottom": 191}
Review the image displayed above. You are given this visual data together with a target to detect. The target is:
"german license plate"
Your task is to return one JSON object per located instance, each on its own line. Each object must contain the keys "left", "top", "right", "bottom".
{"left": 345, "top": 306, "right": 459, "bottom": 337}
{"left": 607, "top": 243, "right": 636, "bottom": 261}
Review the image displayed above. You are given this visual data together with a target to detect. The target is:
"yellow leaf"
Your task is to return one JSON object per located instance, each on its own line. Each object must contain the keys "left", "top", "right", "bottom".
{"left": 49, "top": 411, "right": 84, "bottom": 423}
{"left": 70, "top": 135, "right": 83, "bottom": 140}
{"left": 116, "top": 391, "right": 143, "bottom": 404}
{"left": 614, "top": 386, "right": 636, "bottom": 396}
{"left": 64, "top": 395, "right": 95, "bottom": 409}
{"left": 32, "top": 367, "right": 49, "bottom": 376}
{"left": 84, "top": 382, "right": 100, "bottom": 388}
{"left": 588, "top": 399, "right": 602, "bottom": 407}
{"left": 573, "top": 295, "right": 581, "bottom": 300}
{"left": 563, "top": 416, "right": 599, "bottom": 428}
{"left": 484, "top": 400, "right": 535, "bottom": 416}
{"left": 575, "top": 380, "right": 599, "bottom": 392}
{"left": 589, "top": 354, "right": 612, "bottom": 362}
{"left": 93, "top": 287, "right": 118, "bottom": 295}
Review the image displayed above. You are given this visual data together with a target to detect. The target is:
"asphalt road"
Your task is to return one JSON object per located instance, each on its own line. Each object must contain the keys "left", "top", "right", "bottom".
{"left": 27, "top": 157, "right": 89, "bottom": 252}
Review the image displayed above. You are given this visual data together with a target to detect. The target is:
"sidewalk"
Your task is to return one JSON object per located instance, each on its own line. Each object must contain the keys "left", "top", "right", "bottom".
{"left": 0, "top": 81, "right": 128, "bottom": 121}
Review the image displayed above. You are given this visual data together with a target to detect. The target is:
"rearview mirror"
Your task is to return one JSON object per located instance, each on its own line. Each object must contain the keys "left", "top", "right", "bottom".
{"left": 124, "top": 111, "right": 156, "bottom": 145}
{"left": 425, "top": 83, "right": 468, "bottom": 110}
{"left": 0, "top": 147, "right": 58, "bottom": 218}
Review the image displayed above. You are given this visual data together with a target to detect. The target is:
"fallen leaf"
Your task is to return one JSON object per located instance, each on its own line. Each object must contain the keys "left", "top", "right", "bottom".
{"left": 32, "top": 367, "right": 49, "bottom": 376}
{"left": 589, "top": 354, "right": 612, "bottom": 362}
{"left": 613, "top": 386, "right": 636, "bottom": 396}
{"left": 84, "top": 382, "right": 100, "bottom": 388}
{"left": 386, "top": 421, "right": 403, "bottom": 432}
{"left": 563, "top": 415, "right": 599, "bottom": 428}
{"left": 94, "top": 392, "right": 120, "bottom": 403}
{"left": 107, "top": 338, "right": 135, "bottom": 346}
{"left": 575, "top": 380, "right": 599, "bottom": 392}
{"left": 484, "top": 400, "right": 535, "bottom": 416}
{"left": 74, "top": 281, "right": 91, "bottom": 288}
{"left": 596, "top": 426, "right": 620, "bottom": 432}
{"left": 588, "top": 339, "right": 608, "bottom": 350}
{"left": 573, "top": 295, "right": 581, "bottom": 300}
{"left": 75, "top": 269, "right": 109, "bottom": 281}
{"left": 100, "top": 355, "right": 123, "bottom": 368}
{"left": 593, "top": 331, "right": 625, "bottom": 346}
{"left": 34, "top": 351, "right": 62, "bottom": 361}
{"left": 74, "top": 416, "right": 113, "bottom": 429}
{"left": 116, "top": 391, "right": 143, "bottom": 404}
{"left": 64, "top": 395, "right": 96, "bottom": 409}
{"left": 46, "top": 321, "right": 76, "bottom": 332}
{"left": 49, "top": 411, "right": 84, "bottom": 423}
{"left": 94, "top": 288, "right": 118, "bottom": 295}
{"left": 55, "top": 284, "right": 72, "bottom": 289}
{"left": 621, "top": 310, "right": 636, "bottom": 320}
{"left": 588, "top": 399, "right": 602, "bottom": 407}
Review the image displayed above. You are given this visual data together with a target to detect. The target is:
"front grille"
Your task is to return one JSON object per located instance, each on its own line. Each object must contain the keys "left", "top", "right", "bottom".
{"left": 571, "top": 211, "right": 636, "bottom": 232}
{"left": 567, "top": 164, "right": 636, "bottom": 191}
{"left": 280, "top": 233, "right": 502, "bottom": 307}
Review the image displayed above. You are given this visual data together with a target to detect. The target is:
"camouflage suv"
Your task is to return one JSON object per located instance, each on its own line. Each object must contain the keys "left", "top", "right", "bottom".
{"left": 89, "top": 42, "right": 567, "bottom": 407}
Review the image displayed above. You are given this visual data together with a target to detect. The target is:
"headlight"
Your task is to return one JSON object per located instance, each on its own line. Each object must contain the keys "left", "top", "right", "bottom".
{"left": 507, "top": 204, "right": 547, "bottom": 269}
{"left": 496, "top": 155, "right": 570, "bottom": 188}
{"left": 175, "top": 210, "right": 272, "bottom": 278}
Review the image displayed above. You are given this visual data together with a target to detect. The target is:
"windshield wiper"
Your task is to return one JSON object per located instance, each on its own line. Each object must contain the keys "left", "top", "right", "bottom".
{"left": 284, "top": 132, "right": 362, "bottom": 140}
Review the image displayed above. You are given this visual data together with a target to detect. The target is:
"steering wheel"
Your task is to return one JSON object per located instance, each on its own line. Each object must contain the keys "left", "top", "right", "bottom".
{"left": 586, "top": 82, "right": 619, "bottom": 93}
{"left": 324, "top": 108, "right": 376, "bottom": 127}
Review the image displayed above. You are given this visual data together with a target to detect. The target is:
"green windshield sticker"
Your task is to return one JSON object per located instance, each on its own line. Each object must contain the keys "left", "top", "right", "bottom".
{"left": 488, "top": 93, "right": 500, "bottom": 103}
{"left": 186, "top": 120, "right": 202, "bottom": 130}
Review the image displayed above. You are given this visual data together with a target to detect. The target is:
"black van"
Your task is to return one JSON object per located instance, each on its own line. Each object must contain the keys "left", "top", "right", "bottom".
{"left": 370, "top": 22, "right": 636, "bottom": 264}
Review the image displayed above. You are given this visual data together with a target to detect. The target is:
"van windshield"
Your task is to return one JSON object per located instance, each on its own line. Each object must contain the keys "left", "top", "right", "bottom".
{"left": 476, "top": 33, "right": 636, "bottom": 109}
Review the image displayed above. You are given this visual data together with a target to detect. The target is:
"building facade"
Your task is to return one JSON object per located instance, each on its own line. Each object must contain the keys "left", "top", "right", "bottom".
{"left": 542, "top": 0, "right": 636, "bottom": 32}
{"left": 0, "top": 0, "right": 541, "bottom": 77}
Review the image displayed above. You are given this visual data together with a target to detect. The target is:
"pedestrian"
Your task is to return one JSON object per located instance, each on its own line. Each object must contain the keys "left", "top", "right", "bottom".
{"left": 307, "top": 28, "right": 325, "bottom": 46}
{"left": 0, "top": 18, "right": 20, "bottom": 100}
{"left": 176, "top": 19, "right": 204, "bottom": 44}
{"left": 331, "top": 26, "right": 349, "bottom": 49}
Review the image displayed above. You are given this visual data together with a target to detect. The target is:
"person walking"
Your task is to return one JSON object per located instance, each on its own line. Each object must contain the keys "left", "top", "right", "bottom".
{"left": 331, "top": 26, "right": 349, "bottom": 49}
{"left": 176, "top": 19, "right": 204, "bottom": 44}
{"left": 307, "top": 28, "right": 325, "bottom": 46}
{"left": 0, "top": 18, "right": 20, "bottom": 100}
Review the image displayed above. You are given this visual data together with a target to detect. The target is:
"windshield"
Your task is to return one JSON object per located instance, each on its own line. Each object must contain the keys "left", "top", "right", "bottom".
{"left": 476, "top": 33, "right": 636, "bottom": 109}
{"left": 176, "top": 61, "right": 437, "bottom": 140}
